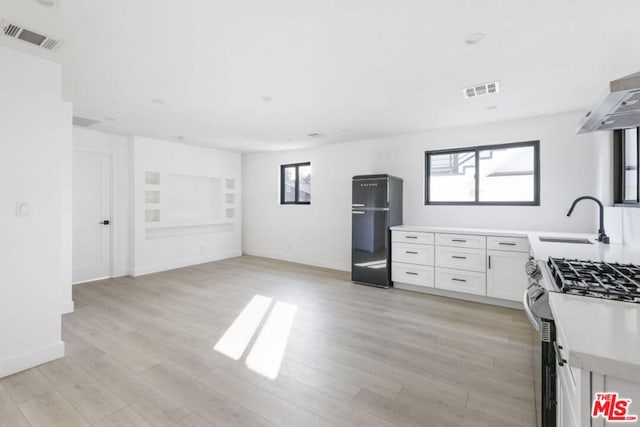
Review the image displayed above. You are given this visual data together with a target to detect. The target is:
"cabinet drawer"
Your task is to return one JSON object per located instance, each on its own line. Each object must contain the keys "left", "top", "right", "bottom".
{"left": 392, "top": 231, "right": 434, "bottom": 245}
{"left": 435, "top": 246, "right": 486, "bottom": 272}
{"left": 435, "top": 268, "right": 486, "bottom": 296}
{"left": 435, "top": 233, "right": 486, "bottom": 249}
{"left": 393, "top": 243, "right": 435, "bottom": 266}
{"left": 392, "top": 263, "right": 434, "bottom": 287}
{"left": 487, "top": 236, "right": 529, "bottom": 253}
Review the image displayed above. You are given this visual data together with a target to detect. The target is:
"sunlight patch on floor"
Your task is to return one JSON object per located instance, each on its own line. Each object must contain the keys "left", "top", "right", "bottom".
{"left": 214, "top": 295, "right": 298, "bottom": 380}
{"left": 245, "top": 301, "right": 298, "bottom": 380}
{"left": 213, "top": 295, "right": 272, "bottom": 360}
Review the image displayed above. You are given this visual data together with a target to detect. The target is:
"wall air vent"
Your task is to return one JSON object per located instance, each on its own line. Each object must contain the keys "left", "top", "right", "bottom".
{"left": 463, "top": 81, "right": 500, "bottom": 99}
{"left": 72, "top": 116, "right": 101, "bottom": 128}
{"left": 1, "top": 19, "right": 63, "bottom": 51}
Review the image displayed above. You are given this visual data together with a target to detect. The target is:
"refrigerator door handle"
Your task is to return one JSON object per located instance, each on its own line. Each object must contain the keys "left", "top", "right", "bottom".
{"left": 352, "top": 210, "right": 366, "bottom": 215}
{"left": 352, "top": 203, "right": 366, "bottom": 207}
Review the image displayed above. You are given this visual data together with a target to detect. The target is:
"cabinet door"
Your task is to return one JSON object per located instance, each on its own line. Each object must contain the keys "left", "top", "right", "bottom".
{"left": 486, "top": 250, "right": 529, "bottom": 301}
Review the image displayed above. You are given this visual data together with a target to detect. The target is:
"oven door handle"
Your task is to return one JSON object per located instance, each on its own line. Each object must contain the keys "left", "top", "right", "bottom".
{"left": 523, "top": 290, "right": 541, "bottom": 331}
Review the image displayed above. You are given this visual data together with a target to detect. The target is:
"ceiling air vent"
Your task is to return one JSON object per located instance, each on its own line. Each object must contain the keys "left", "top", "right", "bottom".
{"left": 72, "top": 116, "right": 100, "bottom": 128}
{"left": 1, "top": 19, "right": 63, "bottom": 51}
{"left": 463, "top": 81, "right": 500, "bottom": 99}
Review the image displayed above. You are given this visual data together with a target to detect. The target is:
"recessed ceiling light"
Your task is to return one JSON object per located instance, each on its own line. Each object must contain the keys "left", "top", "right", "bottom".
{"left": 260, "top": 96, "right": 274, "bottom": 102}
{"left": 36, "top": 0, "right": 60, "bottom": 7}
{"left": 465, "top": 33, "right": 486, "bottom": 45}
{"left": 151, "top": 98, "right": 166, "bottom": 105}
{"left": 485, "top": 105, "right": 498, "bottom": 110}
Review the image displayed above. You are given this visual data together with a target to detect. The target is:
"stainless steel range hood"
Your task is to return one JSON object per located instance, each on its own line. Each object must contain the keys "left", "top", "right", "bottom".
{"left": 577, "top": 71, "right": 640, "bottom": 133}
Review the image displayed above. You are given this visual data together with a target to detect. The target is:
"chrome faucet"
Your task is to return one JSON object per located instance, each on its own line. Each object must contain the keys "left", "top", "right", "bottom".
{"left": 566, "top": 196, "right": 610, "bottom": 244}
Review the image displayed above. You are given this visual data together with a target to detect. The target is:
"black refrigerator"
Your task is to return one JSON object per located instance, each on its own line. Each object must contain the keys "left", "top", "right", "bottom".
{"left": 351, "top": 174, "right": 403, "bottom": 288}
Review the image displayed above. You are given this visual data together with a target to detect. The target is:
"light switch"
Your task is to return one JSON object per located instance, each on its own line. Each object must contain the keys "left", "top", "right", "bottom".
{"left": 16, "top": 202, "right": 29, "bottom": 218}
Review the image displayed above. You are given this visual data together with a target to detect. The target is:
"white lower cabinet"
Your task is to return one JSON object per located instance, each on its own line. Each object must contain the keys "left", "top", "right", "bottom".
{"left": 435, "top": 246, "right": 486, "bottom": 272}
{"left": 391, "top": 263, "right": 434, "bottom": 288}
{"left": 486, "top": 250, "right": 530, "bottom": 301}
{"left": 434, "top": 268, "right": 486, "bottom": 296}
{"left": 393, "top": 242, "right": 435, "bottom": 265}
{"left": 391, "top": 228, "right": 530, "bottom": 306}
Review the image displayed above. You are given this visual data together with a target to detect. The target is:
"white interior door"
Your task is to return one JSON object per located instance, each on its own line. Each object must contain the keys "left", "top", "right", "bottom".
{"left": 73, "top": 149, "right": 111, "bottom": 283}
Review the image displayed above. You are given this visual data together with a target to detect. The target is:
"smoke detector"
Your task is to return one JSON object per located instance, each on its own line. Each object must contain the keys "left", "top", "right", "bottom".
{"left": 463, "top": 81, "right": 499, "bottom": 99}
{"left": 1, "top": 19, "right": 63, "bottom": 51}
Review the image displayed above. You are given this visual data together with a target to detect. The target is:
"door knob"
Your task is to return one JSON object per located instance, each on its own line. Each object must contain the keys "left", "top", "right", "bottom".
{"left": 100, "top": 220, "right": 110, "bottom": 225}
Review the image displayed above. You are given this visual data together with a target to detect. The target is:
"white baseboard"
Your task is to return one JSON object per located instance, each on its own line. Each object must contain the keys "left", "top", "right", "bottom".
{"left": 242, "top": 249, "right": 350, "bottom": 272}
{"left": 133, "top": 250, "right": 243, "bottom": 277}
{"left": 0, "top": 341, "right": 65, "bottom": 379}
{"left": 60, "top": 300, "right": 75, "bottom": 314}
{"left": 394, "top": 282, "right": 523, "bottom": 309}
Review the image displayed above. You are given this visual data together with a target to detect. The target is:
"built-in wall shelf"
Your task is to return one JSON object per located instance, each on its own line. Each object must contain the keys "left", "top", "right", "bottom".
{"left": 145, "top": 209, "right": 161, "bottom": 223}
{"left": 145, "top": 219, "right": 234, "bottom": 229}
{"left": 145, "top": 171, "right": 160, "bottom": 185}
{"left": 145, "top": 190, "right": 161, "bottom": 204}
{"left": 141, "top": 172, "right": 238, "bottom": 238}
{"left": 145, "top": 222, "right": 234, "bottom": 240}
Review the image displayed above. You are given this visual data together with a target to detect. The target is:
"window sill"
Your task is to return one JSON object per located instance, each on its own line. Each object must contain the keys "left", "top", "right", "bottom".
{"left": 613, "top": 203, "right": 640, "bottom": 208}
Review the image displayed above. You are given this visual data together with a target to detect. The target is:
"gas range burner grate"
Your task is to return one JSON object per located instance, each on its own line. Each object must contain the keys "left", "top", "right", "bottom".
{"left": 548, "top": 258, "right": 640, "bottom": 303}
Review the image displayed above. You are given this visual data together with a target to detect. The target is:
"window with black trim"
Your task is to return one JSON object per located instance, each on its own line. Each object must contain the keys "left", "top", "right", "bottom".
{"left": 614, "top": 127, "right": 639, "bottom": 205}
{"left": 280, "top": 162, "right": 311, "bottom": 204}
{"left": 425, "top": 141, "right": 540, "bottom": 205}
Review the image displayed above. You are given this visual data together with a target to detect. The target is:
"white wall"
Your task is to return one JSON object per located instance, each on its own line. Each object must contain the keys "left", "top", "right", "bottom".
{"left": 73, "top": 128, "right": 132, "bottom": 278}
{"left": 133, "top": 137, "right": 242, "bottom": 276}
{"left": 243, "top": 111, "right": 602, "bottom": 271}
{"left": 595, "top": 131, "right": 640, "bottom": 248}
{"left": 0, "top": 46, "right": 70, "bottom": 377}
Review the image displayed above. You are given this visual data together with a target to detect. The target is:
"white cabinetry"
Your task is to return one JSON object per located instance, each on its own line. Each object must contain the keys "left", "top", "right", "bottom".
{"left": 391, "top": 231, "right": 435, "bottom": 289}
{"left": 392, "top": 228, "right": 530, "bottom": 306}
{"left": 435, "top": 246, "right": 486, "bottom": 272}
{"left": 392, "top": 263, "right": 434, "bottom": 288}
{"left": 434, "top": 268, "right": 486, "bottom": 296}
{"left": 486, "top": 236, "right": 530, "bottom": 302}
{"left": 393, "top": 242, "right": 435, "bottom": 265}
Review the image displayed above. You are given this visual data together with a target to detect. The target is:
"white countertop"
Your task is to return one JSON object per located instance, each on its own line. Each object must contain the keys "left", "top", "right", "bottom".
{"left": 394, "top": 224, "right": 640, "bottom": 380}
{"left": 390, "top": 225, "right": 529, "bottom": 238}
{"left": 527, "top": 230, "right": 640, "bottom": 264}
{"left": 549, "top": 293, "right": 640, "bottom": 382}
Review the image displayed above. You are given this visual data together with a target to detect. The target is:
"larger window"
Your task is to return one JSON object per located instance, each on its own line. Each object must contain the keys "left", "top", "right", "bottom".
{"left": 614, "top": 127, "right": 639, "bottom": 205}
{"left": 425, "top": 141, "right": 540, "bottom": 205}
{"left": 280, "top": 162, "right": 311, "bottom": 204}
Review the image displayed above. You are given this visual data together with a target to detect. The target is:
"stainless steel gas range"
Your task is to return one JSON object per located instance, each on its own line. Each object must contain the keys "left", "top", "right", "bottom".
{"left": 524, "top": 257, "right": 640, "bottom": 427}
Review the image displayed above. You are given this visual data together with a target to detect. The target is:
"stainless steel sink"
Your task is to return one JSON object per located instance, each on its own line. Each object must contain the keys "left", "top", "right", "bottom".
{"left": 538, "top": 236, "right": 593, "bottom": 245}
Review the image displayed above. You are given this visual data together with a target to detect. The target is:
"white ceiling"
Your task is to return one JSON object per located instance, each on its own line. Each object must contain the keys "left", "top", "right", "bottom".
{"left": 2, "top": 0, "right": 640, "bottom": 152}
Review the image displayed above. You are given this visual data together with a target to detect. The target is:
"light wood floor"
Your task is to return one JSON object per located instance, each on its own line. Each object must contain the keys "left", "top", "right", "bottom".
{"left": 0, "top": 256, "right": 537, "bottom": 427}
